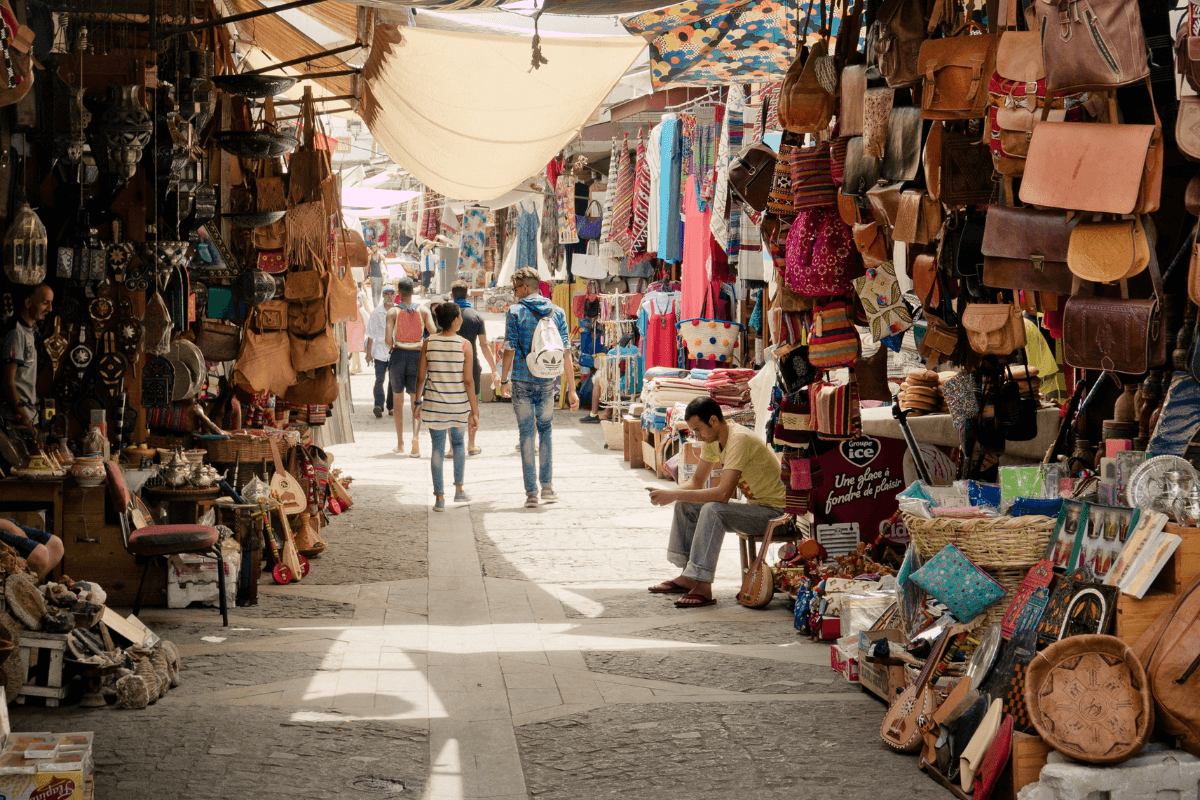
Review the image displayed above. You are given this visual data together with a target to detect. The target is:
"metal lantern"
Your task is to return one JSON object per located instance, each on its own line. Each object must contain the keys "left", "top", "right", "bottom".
{"left": 4, "top": 203, "right": 47, "bottom": 285}
{"left": 99, "top": 85, "right": 152, "bottom": 179}
{"left": 235, "top": 268, "right": 277, "bottom": 306}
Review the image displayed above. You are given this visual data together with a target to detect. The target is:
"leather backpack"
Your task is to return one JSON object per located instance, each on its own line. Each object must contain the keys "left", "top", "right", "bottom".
{"left": 961, "top": 303, "right": 1025, "bottom": 355}
{"left": 780, "top": 34, "right": 836, "bottom": 135}
{"left": 1178, "top": 8, "right": 1200, "bottom": 94}
{"left": 924, "top": 122, "right": 994, "bottom": 206}
{"left": 1035, "top": 0, "right": 1149, "bottom": 93}
{"left": 867, "top": 0, "right": 930, "bottom": 88}
{"left": 729, "top": 142, "right": 777, "bottom": 212}
{"left": 1135, "top": 566, "right": 1200, "bottom": 758}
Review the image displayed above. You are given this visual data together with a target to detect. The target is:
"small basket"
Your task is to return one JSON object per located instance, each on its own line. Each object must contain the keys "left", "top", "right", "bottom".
{"left": 600, "top": 420, "right": 624, "bottom": 450}
{"left": 200, "top": 431, "right": 296, "bottom": 464}
{"left": 902, "top": 513, "right": 1054, "bottom": 567}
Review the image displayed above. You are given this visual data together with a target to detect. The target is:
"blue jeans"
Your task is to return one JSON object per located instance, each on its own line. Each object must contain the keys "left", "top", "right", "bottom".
{"left": 512, "top": 380, "right": 555, "bottom": 497}
{"left": 428, "top": 427, "right": 465, "bottom": 496}
{"left": 373, "top": 359, "right": 393, "bottom": 411}
{"left": 668, "top": 501, "right": 783, "bottom": 583}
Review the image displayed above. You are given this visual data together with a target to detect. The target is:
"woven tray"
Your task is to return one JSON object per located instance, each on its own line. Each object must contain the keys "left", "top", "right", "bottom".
{"left": 903, "top": 513, "right": 1055, "bottom": 567}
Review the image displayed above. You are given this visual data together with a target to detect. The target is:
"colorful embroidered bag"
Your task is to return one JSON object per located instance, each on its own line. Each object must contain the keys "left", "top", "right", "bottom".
{"left": 784, "top": 206, "right": 855, "bottom": 297}
{"left": 911, "top": 544, "right": 1008, "bottom": 622}
{"left": 807, "top": 297, "right": 860, "bottom": 368}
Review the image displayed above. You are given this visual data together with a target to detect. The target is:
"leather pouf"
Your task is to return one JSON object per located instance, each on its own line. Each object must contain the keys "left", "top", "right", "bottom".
{"left": 5, "top": 574, "right": 44, "bottom": 631}
{"left": 1025, "top": 634, "right": 1153, "bottom": 764}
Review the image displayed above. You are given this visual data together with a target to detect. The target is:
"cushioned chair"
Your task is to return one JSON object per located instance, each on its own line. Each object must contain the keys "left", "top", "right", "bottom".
{"left": 106, "top": 463, "right": 228, "bottom": 627}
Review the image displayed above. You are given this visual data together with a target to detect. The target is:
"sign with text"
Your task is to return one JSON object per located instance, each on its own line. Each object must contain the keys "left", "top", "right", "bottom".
{"left": 813, "top": 435, "right": 907, "bottom": 545}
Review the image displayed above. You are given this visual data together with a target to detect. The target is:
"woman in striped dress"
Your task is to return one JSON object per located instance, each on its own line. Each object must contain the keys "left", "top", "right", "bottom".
{"left": 415, "top": 303, "right": 480, "bottom": 511}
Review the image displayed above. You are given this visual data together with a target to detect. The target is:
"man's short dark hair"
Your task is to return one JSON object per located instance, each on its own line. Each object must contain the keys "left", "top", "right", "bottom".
{"left": 685, "top": 397, "right": 723, "bottom": 426}
{"left": 451, "top": 280, "right": 469, "bottom": 300}
{"left": 395, "top": 276, "right": 415, "bottom": 295}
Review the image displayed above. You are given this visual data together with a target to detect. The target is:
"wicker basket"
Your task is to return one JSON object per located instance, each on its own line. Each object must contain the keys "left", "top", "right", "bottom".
{"left": 600, "top": 419, "right": 625, "bottom": 450}
{"left": 902, "top": 513, "right": 1055, "bottom": 568}
{"left": 978, "top": 561, "right": 1039, "bottom": 631}
{"left": 201, "top": 430, "right": 298, "bottom": 464}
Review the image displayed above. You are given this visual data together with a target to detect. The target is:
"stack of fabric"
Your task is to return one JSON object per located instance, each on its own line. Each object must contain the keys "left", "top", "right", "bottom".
{"left": 706, "top": 368, "right": 755, "bottom": 408}
{"left": 641, "top": 369, "right": 710, "bottom": 430}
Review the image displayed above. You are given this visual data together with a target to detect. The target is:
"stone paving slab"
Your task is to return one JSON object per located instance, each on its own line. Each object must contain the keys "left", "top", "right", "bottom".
{"left": 583, "top": 651, "right": 860, "bottom": 695}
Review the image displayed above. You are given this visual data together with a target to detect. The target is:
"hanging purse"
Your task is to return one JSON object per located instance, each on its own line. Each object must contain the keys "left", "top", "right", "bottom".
{"left": 1035, "top": 0, "right": 1149, "bottom": 93}
{"left": 790, "top": 141, "right": 837, "bottom": 210}
{"left": 918, "top": 21, "right": 998, "bottom": 120}
{"left": 919, "top": 269, "right": 960, "bottom": 364}
{"left": 767, "top": 135, "right": 799, "bottom": 217}
{"left": 852, "top": 260, "right": 913, "bottom": 341}
{"left": 1063, "top": 218, "right": 1167, "bottom": 375}
{"left": 807, "top": 297, "right": 860, "bottom": 368}
{"left": 863, "top": 88, "right": 895, "bottom": 158}
{"left": 981, "top": 205, "right": 1074, "bottom": 294}
{"left": 284, "top": 269, "right": 324, "bottom": 302}
{"left": 840, "top": 65, "right": 868, "bottom": 136}
{"left": 194, "top": 319, "right": 242, "bottom": 363}
{"left": 1066, "top": 215, "right": 1150, "bottom": 283}
{"left": 934, "top": 124, "right": 995, "bottom": 207}
{"left": 254, "top": 300, "right": 288, "bottom": 332}
{"left": 257, "top": 249, "right": 286, "bottom": 274}
{"left": 284, "top": 365, "right": 338, "bottom": 405}
{"left": 253, "top": 220, "right": 286, "bottom": 251}
{"left": 809, "top": 372, "right": 863, "bottom": 440}
{"left": 779, "top": 9, "right": 836, "bottom": 136}
{"left": 892, "top": 190, "right": 941, "bottom": 244}
{"left": 879, "top": 105, "right": 925, "bottom": 183}
{"left": 784, "top": 206, "right": 855, "bottom": 296}
{"left": 867, "top": 0, "right": 929, "bottom": 88}
{"left": 853, "top": 222, "right": 889, "bottom": 267}
{"left": 1021, "top": 81, "right": 1162, "bottom": 215}
{"left": 1001, "top": 361, "right": 1039, "bottom": 442}
{"left": 233, "top": 326, "right": 296, "bottom": 398}
{"left": 961, "top": 303, "right": 1026, "bottom": 355}
{"left": 841, "top": 136, "right": 881, "bottom": 198}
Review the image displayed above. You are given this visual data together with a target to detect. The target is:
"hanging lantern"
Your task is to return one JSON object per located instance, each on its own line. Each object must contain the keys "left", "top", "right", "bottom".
{"left": 4, "top": 203, "right": 47, "bottom": 285}
{"left": 99, "top": 85, "right": 152, "bottom": 179}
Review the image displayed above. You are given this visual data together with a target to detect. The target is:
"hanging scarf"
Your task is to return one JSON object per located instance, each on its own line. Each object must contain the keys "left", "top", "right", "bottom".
{"left": 629, "top": 128, "right": 650, "bottom": 252}
{"left": 599, "top": 137, "right": 620, "bottom": 243}
{"left": 700, "top": 110, "right": 722, "bottom": 202}
{"left": 611, "top": 132, "right": 635, "bottom": 253}
{"left": 679, "top": 113, "right": 697, "bottom": 185}
{"left": 557, "top": 173, "right": 579, "bottom": 245}
{"left": 541, "top": 183, "right": 561, "bottom": 269}
{"left": 711, "top": 86, "right": 744, "bottom": 254}
{"left": 421, "top": 188, "right": 441, "bottom": 241}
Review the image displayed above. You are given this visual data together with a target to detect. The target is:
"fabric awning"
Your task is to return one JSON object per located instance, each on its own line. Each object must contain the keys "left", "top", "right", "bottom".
{"left": 228, "top": 0, "right": 362, "bottom": 97}
{"left": 360, "top": 25, "right": 646, "bottom": 202}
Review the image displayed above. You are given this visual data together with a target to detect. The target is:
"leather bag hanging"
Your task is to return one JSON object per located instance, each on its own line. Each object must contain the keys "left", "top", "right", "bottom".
{"left": 233, "top": 325, "right": 296, "bottom": 397}
{"left": 879, "top": 105, "right": 924, "bottom": 182}
{"left": 863, "top": 87, "right": 895, "bottom": 158}
{"left": 981, "top": 205, "right": 1074, "bottom": 294}
{"left": 257, "top": 249, "right": 286, "bottom": 274}
{"left": 288, "top": 88, "right": 324, "bottom": 206}
{"left": 1176, "top": 86, "right": 1200, "bottom": 162}
{"left": 841, "top": 136, "right": 881, "bottom": 197}
{"left": 1021, "top": 81, "right": 1162, "bottom": 214}
{"left": 893, "top": 189, "right": 941, "bottom": 244}
{"left": 868, "top": 0, "right": 930, "bottom": 88}
{"left": 729, "top": 142, "right": 777, "bottom": 212}
{"left": 780, "top": 3, "right": 836, "bottom": 136}
{"left": 252, "top": 219, "right": 286, "bottom": 251}
{"left": 1133, "top": 567, "right": 1200, "bottom": 758}
{"left": 853, "top": 221, "right": 889, "bottom": 266}
{"left": 961, "top": 302, "right": 1026, "bottom": 355}
{"left": 285, "top": 365, "right": 338, "bottom": 405}
{"left": 284, "top": 269, "right": 324, "bottom": 302}
{"left": 194, "top": 319, "right": 242, "bottom": 363}
{"left": 1178, "top": 7, "right": 1200, "bottom": 94}
{"left": 840, "top": 65, "right": 868, "bottom": 136}
{"left": 255, "top": 98, "right": 288, "bottom": 213}
{"left": 1063, "top": 219, "right": 1167, "bottom": 375}
{"left": 254, "top": 300, "right": 288, "bottom": 332}
{"left": 918, "top": 22, "right": 999, "bottom": 120}
{"left": 1066, "top": 215, "right": 1150, "bottom": 283}
{"left": 1035, "top": 0, "right": 1149, "bottom": 94}
{"left": 288, "top": 296, "right": 329, "bottom": 338}
{"left": 290, "top": 328, "right": 339, "bottom": 372}
{"left": 932, "top": 123, "right": 994, "bottom": 206}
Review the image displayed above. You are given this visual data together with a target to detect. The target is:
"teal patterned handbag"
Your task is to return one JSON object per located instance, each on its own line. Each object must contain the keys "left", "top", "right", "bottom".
{"left": 911, "top": 544, "right": 1008, "bottom": 622}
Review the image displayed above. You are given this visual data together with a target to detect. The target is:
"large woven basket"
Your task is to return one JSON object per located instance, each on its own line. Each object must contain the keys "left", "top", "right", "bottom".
{"left": 200, "top": 430, "right": 298, "bottom": 464}
{"left": 902, "top": 513, "right": 1055, "bottom": 568}
{"left": 978, "top": 562, "right": 1038, "bottom": 631}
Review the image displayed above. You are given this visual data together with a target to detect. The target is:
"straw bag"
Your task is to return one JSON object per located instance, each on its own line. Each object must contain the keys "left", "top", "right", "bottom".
{"left": 677, "top": 285, "right": 743, "bottom": 364}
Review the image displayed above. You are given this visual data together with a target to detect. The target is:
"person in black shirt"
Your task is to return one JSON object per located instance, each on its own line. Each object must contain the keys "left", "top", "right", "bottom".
{"left": 451, "top": 280, "right": 498, "bottom": 455}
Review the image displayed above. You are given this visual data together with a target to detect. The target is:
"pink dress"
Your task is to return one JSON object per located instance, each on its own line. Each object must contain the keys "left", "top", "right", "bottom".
{"left": 681, "top": 175, "right": 712, "bottom": 321}
{"left": 646, "top": 306, "right": 678, "bottom": 370}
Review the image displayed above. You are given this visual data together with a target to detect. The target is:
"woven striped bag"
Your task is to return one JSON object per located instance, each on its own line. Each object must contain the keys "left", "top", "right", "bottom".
{"left": 807, "top": 297, "right": 860, "bottom": 368}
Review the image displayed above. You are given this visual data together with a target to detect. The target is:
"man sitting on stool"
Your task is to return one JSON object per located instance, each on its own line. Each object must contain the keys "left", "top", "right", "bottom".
{"left": 648, "top": 397, "right": 786, "bottom": 608}
{"left": 0, "top": 519, "right": 63, "bottom": 579}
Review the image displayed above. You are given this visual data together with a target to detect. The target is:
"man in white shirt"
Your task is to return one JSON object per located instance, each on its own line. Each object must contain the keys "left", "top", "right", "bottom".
{"left": 365, "top": 284, "right": 396, "bottom": 419}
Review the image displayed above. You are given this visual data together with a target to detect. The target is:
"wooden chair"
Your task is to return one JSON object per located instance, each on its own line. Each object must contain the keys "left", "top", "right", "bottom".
{"left": 106, "top": 463, "right": 228, "bottom": 627}
{"left": 736, "top": 514, "right": 808, "bottom": 575}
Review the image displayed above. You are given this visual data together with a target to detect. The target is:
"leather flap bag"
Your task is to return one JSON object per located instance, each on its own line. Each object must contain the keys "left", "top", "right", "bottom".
{"left": 868, "top": 0, "right": 928, "bottom": 88}
{"left": 1177, "top": 94, "right": 1200, "bottom": 162}
{"left": 1188, "top": 176, "right": 1200, "bottom": 217}
{"left": 962, "top": 303, "right": 1026, "bottom": 355}
{"left": 780, "top": 38, "right": 836, "bottom": 134}
{"left": 866, "top": 181, "right": 904, "bottom": 231}
{"left": 1066, "top": 215, "right": 1149, "bottom": 283}
{"left": 995, "top": 29, "right": 1043, "bottom": 84}
{"left": 918, "top": 28, "right": 999, "bottom": 120}
{"left": 938, "top": 125, "right": 995, "bottom": 206}
{"left": 853, "top": 221, "right": 889, "bottom": 266}
{"left": 730, "top": 142, "right": 778, "bottom": 212}
{"left": 863, "top": 87, "right": 896, "bottom": 158}
{"left": 1035, "top": 0, "right": 1149, "bottom": 93}
{"left": 288, "top": 297, "right": 329, "bottom": 338}
{"left": 893, "top": 189, "right": 941, "bottom": 244}
{"left": 284, "top": 269, "right": 324, "bottom": 301}
{"left": 252, "top": 219, "right": 286, "bottom": 251}
{"left": 1180, "top": 30, "right": 1200, "bottom": 94}
{"left": 194, "top": 319, "right": 242, "bottom": 363}
{"left": 1020, "top": 82, "right": 1162, "bottom": 214}
{"left": 1063, "top": 221, "right": 1166, "bottom": 374}
{"left": 840, "top": 65, "right": 868, "bottom": 136}
{"left": 254, "top": 299, "right": 288, "bottom": 332}
{"left": 981, "top": 205, "right": 1074, "bottom": 294}
{"left": 880, "top": 105, "right": 925, "bottom": 182}
{"left": 842, "top": 136, "right": 881, "bottom": 196}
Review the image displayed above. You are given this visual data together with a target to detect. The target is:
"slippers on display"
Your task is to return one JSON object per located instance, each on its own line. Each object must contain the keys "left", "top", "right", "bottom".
{"left": 648, "top": 580, "right": 689, "bottom": 594}
{"left": 674, "top": 594, "right": 716, "bottom": 609}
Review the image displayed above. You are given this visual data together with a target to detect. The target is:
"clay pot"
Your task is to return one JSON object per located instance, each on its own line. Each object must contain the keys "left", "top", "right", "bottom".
{"left": 70, "top": 454, "right": 106, "bottom": 488}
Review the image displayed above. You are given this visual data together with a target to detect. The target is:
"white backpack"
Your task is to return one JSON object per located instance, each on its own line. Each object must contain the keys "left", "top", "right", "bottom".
{"left": 526, "top": 313, "right": 565, "bottom": 379}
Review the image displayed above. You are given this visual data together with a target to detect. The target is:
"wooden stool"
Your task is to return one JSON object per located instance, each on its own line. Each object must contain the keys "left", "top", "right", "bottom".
{"left": 16, "top": 631, "right": 68, "bottom": 707}
{"left": 737, "top": 518, "right": 807, "bottom": 575}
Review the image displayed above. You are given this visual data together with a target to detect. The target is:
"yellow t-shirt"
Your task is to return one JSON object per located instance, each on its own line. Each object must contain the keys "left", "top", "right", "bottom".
{"left": 1024, "top": 317, "right": 1066, "bottom": 402}
{"left": 701, "top": 423, "right": 786, "bottom": 508}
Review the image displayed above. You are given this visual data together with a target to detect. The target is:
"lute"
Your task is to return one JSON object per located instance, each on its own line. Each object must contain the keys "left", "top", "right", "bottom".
{"left": 880, "top": 626, "right": 962, "bottom": 752}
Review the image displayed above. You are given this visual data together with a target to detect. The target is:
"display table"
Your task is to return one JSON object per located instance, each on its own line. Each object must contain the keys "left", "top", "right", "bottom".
{"left": 141, "top": 485, "right": 220, "bottom": 525}
{"left": 859, "top": 405, "right": 1061, "bottom": 462}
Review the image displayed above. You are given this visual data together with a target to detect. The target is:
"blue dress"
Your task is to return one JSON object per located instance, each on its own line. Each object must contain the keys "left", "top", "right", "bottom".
{"left": 515, "top": 204, "right": 539, "bottom": 271}
{"left": 657, "top": 116, "right": 682, "bottom": 263}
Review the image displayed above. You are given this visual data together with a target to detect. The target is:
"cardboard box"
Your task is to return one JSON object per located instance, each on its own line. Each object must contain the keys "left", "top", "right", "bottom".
{"left": 677, "top": 441, "right": 723, "bottom": 486}
{"left": 1116, "top": 589, "right": 1177, "bottom": 646}
{"left": 0, "top": 701, "right": 91, "bottom": 799}
{"left": 994, "top": 730, "right": 1053, "bottom": 800}
{"left": 830, "top": 644, "right": 859, "bottom": 683}
{"left": 858, "top": 628, "right": 907, "bottom": 658}
{"left": 858, "top": 657, "right": 905, "bottom": 702}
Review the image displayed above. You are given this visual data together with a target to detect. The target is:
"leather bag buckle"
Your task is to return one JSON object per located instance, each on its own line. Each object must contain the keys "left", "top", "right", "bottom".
{"left": 1030, "top": 254, "right": 1045, "bottom": 272}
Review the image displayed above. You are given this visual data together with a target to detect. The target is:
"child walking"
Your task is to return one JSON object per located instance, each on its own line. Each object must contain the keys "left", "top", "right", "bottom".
{"left": 415, "top": 303, "right": 480, "bottom": 511}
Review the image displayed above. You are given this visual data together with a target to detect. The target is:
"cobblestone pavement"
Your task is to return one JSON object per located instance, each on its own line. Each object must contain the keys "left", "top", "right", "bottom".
{"left": 8, "top": 316, "right": 935, "bottom": 799}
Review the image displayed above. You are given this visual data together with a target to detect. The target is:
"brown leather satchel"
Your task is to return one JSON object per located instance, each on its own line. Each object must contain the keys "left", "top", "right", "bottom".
{"left": 1134, "top": 565, "right": 1200, "bottom": 759}
{"left": 962, "top": 302, "right": 1026, "bottom": 355}
{"left": 780, "top": 38, "right": 836, "bottom": 135}
{"left": 1035, "top": 0, "right": 1149, "bottom": 93}
{"left": 841, "top": 136, "right": 881, "bottom": 196}
{"left": 252, "top": 219, "right": 286, "bottom": 251}
{"left": 866, "top": 182, "right": 904, "bottom": 232}
{"left": 893, "top": 189, "right": 941, "bottom": 244}
{"left": 253, "top": 300, "right": 288, "bottom": 333}
{"left": 879, "top": 105, "right": 924, "bottom": 183}
{"left": 729, "top": 142, "right": 778, "bottom": 212}
{"left": 194, "top": 319, "right": 242, "bottom": 363}
{"left": 918, "top": 24, "right": 998, "bottom": 120}
{"left": 1179, "top": 32, "right": 1200, "bottom": 94}
{"left": 935, "top": 125, "right": 994, "bottom": 206}
{"left": 840, "top": 65, "right": 868, "bottom": 136}
{"left": 911, "top": 252, "right": 940, "bottom": 306}
{"left": 1020, "top": 84, "right": 1162, "bottom": 215}
{"left": 853, "top": 222, "right": 889, "bottom": 267}
{"left": 1063, "top": 221, "right": 1167, "bottom": 375}
{"left": 1177, "top": 94, "right": 1200, "bottom": 162}
{"left": 284, "top": 269, "right": 324, "bottom": 302}
{"left": 1066, "top": 215, "right": 1149, "bottom": 283}
{"left": 285, "top": 365, "right": 338, "bottom": 405}
{"left": 868, "top": 0, "right": 929, "bottom": 88}
{"left": 288, "top": 297, "right": 329, "bottom": 339}
{"left": 981, "top": 205, "right": 1073, "bottom": 294}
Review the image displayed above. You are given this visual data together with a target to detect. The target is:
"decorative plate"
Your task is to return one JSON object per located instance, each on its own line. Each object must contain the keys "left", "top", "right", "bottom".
{"left": 1126, "top": 456, "right": 1200, "bottom": 514}
{"left": 966, "top": 623, "right": 1003, "bottom": 689}
{"left": 5, "top": 574, "right": 45, "bottom": 630}
{"left": 170, "top": 339, "right": 206, "bottom": 397}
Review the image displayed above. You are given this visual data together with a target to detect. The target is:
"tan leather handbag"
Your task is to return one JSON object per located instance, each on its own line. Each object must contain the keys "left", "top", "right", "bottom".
{"left": 737, "top": 515, "right": 788, "bottom": 608}
{"left": 1177, "top": 93, "right": 1200, "bottom": 162}
{"left": 1066, "top": 215, "right": 1150, "bottom": 283}
{"left": 779, "top": 38, "right": 836, "bottom": 135}
{"left": 839, "top": 65, "right": 868, "bottom": 136}
{"left": 980, "top": 205, "right": 1074, "bottom": 295}
{"left": 1035, "top": 0, "right": 1149, "bottom": 93}
{"left": 233, "top": 326, "right": 297, "bottom": 397}
{"left": 917, "top": 23, "right": 998, "bottom": 120}
{"left": 962, "top": 303, "right": 1026, "bottom": 355}
{"left": 867, "top": 0, "right": 929, "bottom": 88}
{"left": 893, "top": 189, "right": 941, "bottom": 244}
{"left": 1020, "top": 80, "right": 1162, "bottom": 214}
{"left": 853, "top": 222, "right": 889, "bottom": 267}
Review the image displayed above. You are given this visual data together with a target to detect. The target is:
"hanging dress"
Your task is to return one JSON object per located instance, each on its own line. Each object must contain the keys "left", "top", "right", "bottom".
{"left": 611, "top": 132, "right": 635, "bottom": 254}
{"left": 647, "top": 122, "right": 663, "bottom": 255}
{"left": 629, "top": 129, "right": 650, "bottom": 253}
{"left": 514, "top": 201, "right": 539, "bottom": 272}
{"left": 681, "top": 175, "right": 713, "bottom": 321}
{"left": 645, "top": 296, "right": 679, "bottom": 370}
{"left": 658, "top": 115, "right": 683, "bottom": 262}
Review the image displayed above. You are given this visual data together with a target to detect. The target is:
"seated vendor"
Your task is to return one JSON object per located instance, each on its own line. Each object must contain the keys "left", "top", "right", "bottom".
{"left": 648, "top": 397, "right": 786, "bottom": 608}
{"left": 0, "top": 519, "right": 63, "bottom": 580}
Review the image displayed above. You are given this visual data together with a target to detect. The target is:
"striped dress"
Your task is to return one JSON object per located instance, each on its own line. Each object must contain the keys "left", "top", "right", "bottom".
{"left": 421, "top": 335, "right": 471, "bottom": 430}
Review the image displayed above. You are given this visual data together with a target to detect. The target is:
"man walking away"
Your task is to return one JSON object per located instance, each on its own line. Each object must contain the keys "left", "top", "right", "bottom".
{"left": 501, "top": 266, "right": 579, "bottom": 508}
{"left": 647, "top": 397, "right": 786, "bottom": 608}
{"left": 368, "top": 244, "right": 386, "bottom": 306}
{"left": 451, "top": 280, "right": 498, "bottom": 455}
{"left": 365, "top": 283, "right": 396, "bottom": 418}
{"left": 386, "top": 277, "right": 436, "bottom": 456}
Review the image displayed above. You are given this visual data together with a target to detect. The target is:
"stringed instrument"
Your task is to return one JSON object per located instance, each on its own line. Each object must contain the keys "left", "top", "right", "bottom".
{"left": 268, "top": 437, "right": 305, "bottom": 515}
{"left": 880, "top": 627, "right": 963, "bottom": 752}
